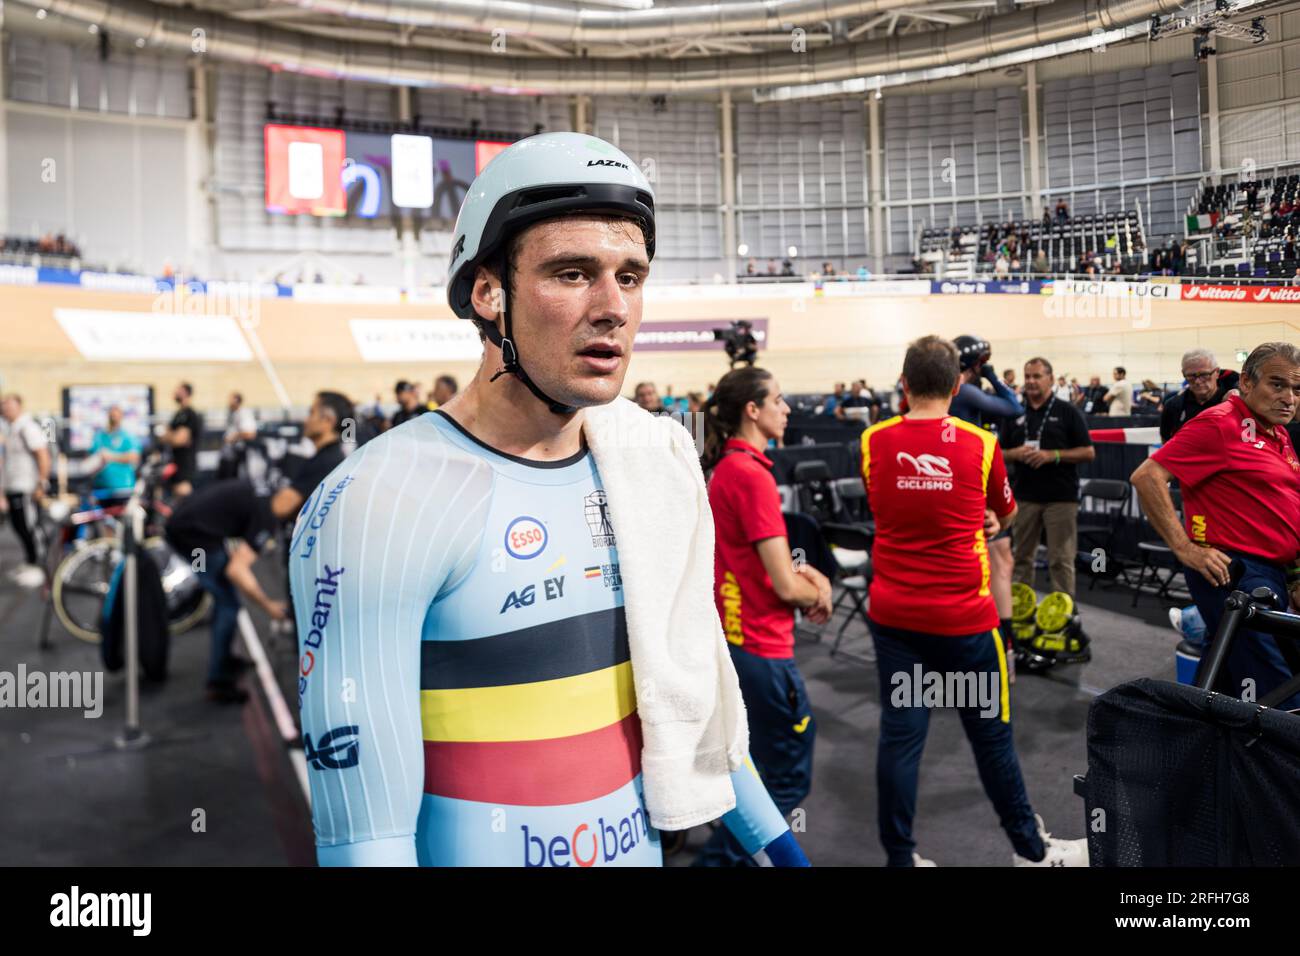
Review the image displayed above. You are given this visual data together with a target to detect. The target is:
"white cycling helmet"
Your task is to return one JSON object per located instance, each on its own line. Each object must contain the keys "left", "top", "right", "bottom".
{"left": 445, "top": 132, "right": 656, "bottom": 415}
{"left": 447, "top": 132, "right": 656, "bottom": 318}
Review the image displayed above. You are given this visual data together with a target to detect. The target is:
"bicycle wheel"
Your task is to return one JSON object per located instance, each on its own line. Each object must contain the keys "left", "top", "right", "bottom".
{"left": 51, "top": 537, "right": 117, "bottom": 643}
{"left": 52, "top": 537, "right": 213, "bottom": 642}
{"left": 143, "top": 537, "right": 212, "bottom": 635}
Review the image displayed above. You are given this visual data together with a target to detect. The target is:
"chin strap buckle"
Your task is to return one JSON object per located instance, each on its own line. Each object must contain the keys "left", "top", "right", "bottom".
{"left": 490, "top": 337, "right": 520, "bottom": 382}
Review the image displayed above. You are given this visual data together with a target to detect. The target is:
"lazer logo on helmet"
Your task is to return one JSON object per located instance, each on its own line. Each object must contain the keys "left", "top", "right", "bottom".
{"left": 504, "top": 516, "right": 548, "bottom": 559}
{"left": 895, "top": 452, "right": 953, "bottom": 491}
{"left": 522, "top": 803, "right": 650, "bottom": 866}
{"left": 586, "top": 159, "right": 629, "bottom": 169}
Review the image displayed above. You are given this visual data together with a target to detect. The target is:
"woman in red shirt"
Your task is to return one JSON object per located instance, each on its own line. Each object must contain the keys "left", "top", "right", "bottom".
{"left": 694, "top": 366, "right": 832, "bottom": 866}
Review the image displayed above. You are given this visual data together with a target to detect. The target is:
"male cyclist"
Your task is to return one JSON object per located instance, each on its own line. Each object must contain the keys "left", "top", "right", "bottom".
{"left": 289, "top": 133, "right": 808, "bottom": 868}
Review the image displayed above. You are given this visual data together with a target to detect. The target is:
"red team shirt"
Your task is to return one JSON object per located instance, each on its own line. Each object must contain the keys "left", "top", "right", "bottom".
{"left": 862, "top": 415, "right": 1016, "bottom": 635}
{"left": 710, "top": 438, "right": 796, "bottom": 659}
{"left": 1150, "top": 394, "right": 1300, "bottom": 566}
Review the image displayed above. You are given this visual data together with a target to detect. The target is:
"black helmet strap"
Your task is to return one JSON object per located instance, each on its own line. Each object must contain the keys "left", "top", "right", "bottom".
{"left": 479, "top": 293, "right": 578, "bottom": 417}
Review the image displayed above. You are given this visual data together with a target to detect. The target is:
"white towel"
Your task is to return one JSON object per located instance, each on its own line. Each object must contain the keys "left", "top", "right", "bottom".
{"left": 583, "top": 397, "right": 750, "bottom": 831}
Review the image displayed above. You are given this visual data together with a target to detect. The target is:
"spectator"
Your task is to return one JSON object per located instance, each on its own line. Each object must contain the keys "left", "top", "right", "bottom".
{"left": 1160, "top": 348, "right": 1240, "bottom": 442}
{"left": 1081, "top": 375, "right": 1108, "bottom": 413}
{"left": 88, "top": 405, "right": 141, "bottom": 503}
{"left": 269, "top": 392, "right": 353, "bottom": 524}
{"left": 1135, "top": 379, "right": 1165, "bottom": 413}
{"left": 1104, "top": 366, "right": 1132, "bottom": 417}
{"left": 1042, "top": 207, "right": 1052, "bottom": 230}
{"left": 994, "top": 253, "right": 1010, "bottom": 277}
{"left": 218, "top": 391, "right": 258, "bottom": 481}
{"left": 856, "top": 263, "right": 871, "bottom": 280}
{"left": 1031, "top": 250, "right": 1049, "bottom": 274}
{"left": 780, "top": 259, "right": 795, "bottom": 277}
{"left": 164, "top": 478, "right": 288, "bottom": 703}
{"left": 746, "top": 258, "right": 757, "bottom": 276}
{"left": 1, "top": 394, "right": 51, "bottom": 588}
{"left": 823, "top": 382, "right": 847, "bottom": 417}
{"left": 431, "top": 375, "right": 458, "bottom": 409}
{"left": 835, "top": 380, "right": 879, "bottom": 423}
{"left": 390, "top": 380, "right": 424, "bottom": 429}
{"left": 1003, "top": 357, "right": 1096, "bottom": 597}
{"left": 634, "top": 381, "right": 668, "bottom": 414}
{"left": 1131, "top": 342, "right": 1300, "bottom": 709}
{"left": 161, "top": 382, "right": 200, "bottom": 499}
{"left": 821, "top": 261, "right": 836, "bottom": 277}
{"left": 687, "top": 391, "right": 705, "bottom": 414}
{"left": 1053, "top": 376, "right": 1073, "bottom": 402}
{"left": 1002, "top": 369, "right": 1020, "bottom": 398}
{"left": 1055, "top": 198, "right": 1070, "bottom": 225}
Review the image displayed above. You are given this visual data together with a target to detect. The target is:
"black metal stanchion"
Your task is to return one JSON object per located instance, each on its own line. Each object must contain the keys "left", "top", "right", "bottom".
{"left": 114, "top": 498, "right": 150, "bottom": 751}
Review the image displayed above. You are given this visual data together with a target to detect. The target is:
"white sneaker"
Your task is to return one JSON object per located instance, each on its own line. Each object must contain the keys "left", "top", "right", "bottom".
{"left": 912, "top": 852, "right": 937, "bottom": 867}
{"left": 1169, "top": 607, "right": 1183, "bottom": 634}
{"left": 13, "top": 564, "right": 45, "bottom": 589}
{"left": 1013, "top": 814, "right": 1089, "bottom": 867}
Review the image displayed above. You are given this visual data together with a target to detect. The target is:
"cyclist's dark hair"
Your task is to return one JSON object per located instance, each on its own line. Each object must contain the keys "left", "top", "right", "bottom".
{"left": 315, "top": 391, "right": 355, "bottom": 437}
{"left": 700, "top": 366, "right": 773, "bottom": 474}
{"left": 435, "top": 374, "right": 458, "bottom": 395}
{"left": 902, "top": 335, "right": 960, "bottom": 400}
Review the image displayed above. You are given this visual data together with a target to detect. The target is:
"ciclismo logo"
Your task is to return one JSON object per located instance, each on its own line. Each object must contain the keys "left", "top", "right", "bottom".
{"left": 299, "top": 564, "right": 346, "bottom": 706}
{"left": 504, "top": 516, "right": 548, "bottom": 559}
{"left": 522, "top": 803, "right": 651, "bottom": 867}
{"left": 895, "top": 451, "right": 953, "bottom": 490}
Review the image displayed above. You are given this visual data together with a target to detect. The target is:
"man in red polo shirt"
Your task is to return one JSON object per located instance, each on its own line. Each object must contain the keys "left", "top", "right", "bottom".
{"left": 1132, "top": 341, "right": 1300, "bottom": 708}
{"left": 863, "top": 335, "right": 1087, "bottom": 867}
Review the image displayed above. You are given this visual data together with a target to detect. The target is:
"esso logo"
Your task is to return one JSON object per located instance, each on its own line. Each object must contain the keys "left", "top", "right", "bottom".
{"left": 505, "top": 516, "right": 548, "bottom": 560}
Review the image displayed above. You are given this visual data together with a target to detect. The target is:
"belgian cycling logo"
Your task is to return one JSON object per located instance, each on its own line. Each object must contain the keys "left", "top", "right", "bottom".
{"left": 895, "top": 452, "right": 953, "bottom": 491}
{"left": 504, "top": 516, "right": 548, "bottom": 560}
{"left": 583, "top": 563, "right": 622, "bottom": 591}
{"left": 303, "top": 724, "right": 360, "bottom": 770}
{"left": 584, "top": 491, "right": 617, "bottom": 547}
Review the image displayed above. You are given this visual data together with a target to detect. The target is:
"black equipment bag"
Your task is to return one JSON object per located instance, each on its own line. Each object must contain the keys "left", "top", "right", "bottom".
{"left": 1081, "top": 678, "right": 1300, "bottom": 865}
{"left": 100, "top": 541, "right": 171, "bottom": 682}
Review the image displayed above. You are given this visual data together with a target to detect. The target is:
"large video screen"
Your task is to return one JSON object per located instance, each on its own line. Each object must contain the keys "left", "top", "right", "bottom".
{"left": 265, "top": 125, "right": 505, "bottom": 226}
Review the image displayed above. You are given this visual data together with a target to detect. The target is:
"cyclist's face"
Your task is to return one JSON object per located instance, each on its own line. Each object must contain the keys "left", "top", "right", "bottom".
{"left": 503, "top": 216, "right": 650, "bottom": 409}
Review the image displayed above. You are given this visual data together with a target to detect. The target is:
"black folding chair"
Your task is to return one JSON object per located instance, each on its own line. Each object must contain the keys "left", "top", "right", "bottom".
{"left": 1131, "top": 489, "right": 1185, "bottom": 607}
{"left": 792, "top": 460, "right": 838, "bottom": 524}
{"left": 819, "top": 521, "right": 874, "bottom": 665}
{"left": 1075, "top": 478, "right": 1134, "bottom": 590}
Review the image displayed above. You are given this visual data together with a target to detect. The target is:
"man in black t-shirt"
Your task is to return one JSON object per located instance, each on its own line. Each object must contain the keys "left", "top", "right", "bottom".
{"left": 1003, "top": 357, "right": 1096, "bottom": 597}
{"left": 389, "top": 380, "right": 424, "bottom": 430}
{"left": 166, "top": 479, "right": 289, "bottom": 703}
{"left": 835, "top": 380, "right": 881, "bottom": 423}
{"left": 1159, "top": 348, "right": 1241, "bottom": 442}
{"left": 269, "top": 391, "right": 354, "bottom": 525}
{"left": 161, "top": 382, "right": 201, "bottom": 499}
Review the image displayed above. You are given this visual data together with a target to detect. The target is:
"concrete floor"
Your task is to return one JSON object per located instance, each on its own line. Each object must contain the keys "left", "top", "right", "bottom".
{"left": 0, "top": 533, "right": 1182, "bottom": 866}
